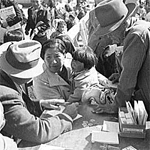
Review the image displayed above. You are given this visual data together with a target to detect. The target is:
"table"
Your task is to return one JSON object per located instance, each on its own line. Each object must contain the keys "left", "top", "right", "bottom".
{"left": 19, "top": 104, "right": 150, "bottom": 150}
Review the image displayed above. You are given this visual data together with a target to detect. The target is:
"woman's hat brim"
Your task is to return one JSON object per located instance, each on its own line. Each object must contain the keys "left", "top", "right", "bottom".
{"left": 0, "top": 42, "right": 44, "bottom": 79}
{"left": 96, "top": 3, "right": 137, "bottom": 36}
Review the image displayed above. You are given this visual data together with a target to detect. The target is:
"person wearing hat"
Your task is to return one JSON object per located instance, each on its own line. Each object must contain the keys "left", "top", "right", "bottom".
{"left": 92, "top": 0, "right": 150, "bottom": 117}
{"left": 0, "top": 40, "right": 79, "bottom": 144}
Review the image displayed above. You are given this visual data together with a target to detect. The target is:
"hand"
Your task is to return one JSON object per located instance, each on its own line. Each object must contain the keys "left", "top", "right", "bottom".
{"left": 103, "top": 44, "right": 117, "bottom": 57}
{"left": 33, "top": 28, "right": 38, "bottom": 35}
{"left": 108, "top": 73, "right": 120, "bottom": 84}
{"left": 63, "top": 102, "right": 79, "bottom": 119}
{"left": 1, "top": 19, "right": 8, "bottom": 28}
{"left": 40, "top": 99, "right": 65, "bottom": 110}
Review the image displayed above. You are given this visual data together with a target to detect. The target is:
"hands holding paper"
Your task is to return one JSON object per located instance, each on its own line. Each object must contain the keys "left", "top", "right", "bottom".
{"left": 40, "top": 99, "right": 79, "bottom": 120}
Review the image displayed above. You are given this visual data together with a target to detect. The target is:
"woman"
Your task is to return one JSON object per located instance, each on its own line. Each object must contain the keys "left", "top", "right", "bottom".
{"left": 33, "top": 38, "right": 73, "bottom": 101}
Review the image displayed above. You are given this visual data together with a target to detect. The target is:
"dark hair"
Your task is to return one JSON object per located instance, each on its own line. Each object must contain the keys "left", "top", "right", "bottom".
{"left": 1, "top": 0, "right": 15, "bottom": 6}
{"left": 4, "top": 29, "right": 24, "bottom": 42}
{"left": 72, "top": 46, "right": 98, "bottom": 70}
{"left": 56, "top": 34, "right": 75, "bottom": 55}
{"left": 57, "top": 19, "right": 67, "bottom": 28}
{"left": 41, "top": 38, "right": 66, "bottom": 59}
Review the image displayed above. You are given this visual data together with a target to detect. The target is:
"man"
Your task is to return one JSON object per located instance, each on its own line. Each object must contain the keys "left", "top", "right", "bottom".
{"left": 0, "top": 40, "right": 78, "bottom": 144}
{"left": 93, "top": 0, "right": 150, "bottom": 117}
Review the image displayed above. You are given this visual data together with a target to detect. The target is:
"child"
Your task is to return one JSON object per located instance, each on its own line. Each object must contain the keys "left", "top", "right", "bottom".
{"left": 67, "top": 46, "right": 100, "bottom": 102}
{"left": 68, "top": 46, "right": 116, "bottom": 113}
{"left": 0, "top": 102, "right": 18, "bottom": 150}
{"left": 50, "top": 19, "right": 67, "bottom": 39}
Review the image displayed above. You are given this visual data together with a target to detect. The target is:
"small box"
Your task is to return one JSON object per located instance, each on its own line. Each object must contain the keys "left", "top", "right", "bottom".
{"left": 119, "top": 107, "right": 146, "bottom": 138}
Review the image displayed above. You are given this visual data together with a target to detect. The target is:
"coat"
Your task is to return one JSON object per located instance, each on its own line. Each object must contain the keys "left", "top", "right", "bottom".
{"left": 25, "top": 6, "right": 51, "bottom": 36}
{"left": 68, "top": 67, "right": 100, "bottom": 102}
{"left": 0, "top": 69, "right": 72, "bottom": 144}
{"left": 33, "top": 66, "right": 72, "bottom": 101}
{"left": 116, "top": 20, "right": 150, "bottom": 115}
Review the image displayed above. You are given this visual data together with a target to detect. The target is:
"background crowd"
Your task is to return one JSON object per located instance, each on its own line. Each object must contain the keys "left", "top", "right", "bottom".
{"left": 0, "top": 0, "right": 150, "bottom": 149}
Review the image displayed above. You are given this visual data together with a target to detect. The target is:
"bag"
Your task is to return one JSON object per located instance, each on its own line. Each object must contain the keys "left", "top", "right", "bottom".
{"left": 82, "top": 85, "right": 117, "bottom": 114}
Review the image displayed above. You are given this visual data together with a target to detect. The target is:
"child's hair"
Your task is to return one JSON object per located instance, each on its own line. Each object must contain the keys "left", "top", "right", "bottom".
{"left": 72, "top": 46, "right": 97, "bottom": 70}
{"left": 57, "top": 19, "right": 67, "bottom": 28}
{"left": 56, "top": 34, "right": 75, "bottom": 54}
{"left": 4, "top": 29, "right": 24, "bottom": 42}
{"left": 41, "top": 38, "right": 66, "bottom": 59}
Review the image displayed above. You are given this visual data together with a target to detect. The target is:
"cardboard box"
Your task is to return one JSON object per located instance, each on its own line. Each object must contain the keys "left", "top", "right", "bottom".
{"left": 119, "top": 107, "right": 146, "bottom": 138}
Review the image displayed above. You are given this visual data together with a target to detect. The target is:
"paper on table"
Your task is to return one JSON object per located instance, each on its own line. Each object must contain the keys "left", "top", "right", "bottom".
{"left": 102, "top": 121, "right": 119, "bottom": 133}
{"left": 39, "top": 144, "right": 65, "bottom": 150}
{"left": 138, "top": 101, "right": 148, "bottom": 125}
{"left": 42, "top": 106, "right": 82, "bottom": 121}
{"left": 91, "top": 131, "right": 119, "bottom": 144}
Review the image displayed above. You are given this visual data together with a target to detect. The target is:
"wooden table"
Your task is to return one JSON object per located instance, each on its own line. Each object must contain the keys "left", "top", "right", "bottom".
{"left": 19, "top": 104, "right": 150, "bottom": 150}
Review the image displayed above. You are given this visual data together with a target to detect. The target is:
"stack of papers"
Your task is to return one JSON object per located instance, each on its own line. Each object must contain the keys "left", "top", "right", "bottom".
{"left": 91, "top": 121, "right": 119, "bottom": 144}
{"left": 39, "top": 144, "right": 67, "bottom": 150}
{"left": 91, "top": 130, "right": 119, "bottom": 144}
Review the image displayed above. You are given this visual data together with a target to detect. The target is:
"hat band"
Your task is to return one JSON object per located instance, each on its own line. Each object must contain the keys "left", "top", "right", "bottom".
{"left": 6, "top": 46, "right": 39, "bottom": 70}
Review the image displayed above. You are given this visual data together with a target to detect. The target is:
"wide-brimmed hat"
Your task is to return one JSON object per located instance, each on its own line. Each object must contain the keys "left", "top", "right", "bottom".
{"left": 95, "top": 0, "right": 137, "bottom": 36}
{"left": 0, "top": 40, "right": 44, "bottom": 79}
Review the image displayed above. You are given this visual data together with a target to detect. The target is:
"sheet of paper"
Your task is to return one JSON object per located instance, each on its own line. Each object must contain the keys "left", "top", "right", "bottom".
{"left": 42, "top": 106, "right": 82, "bottom": 121}
{"left": 91, "top": 131, "right": 119, "bottom": 144}
{"left": 39, "top": 144, "right": 65, "bottom": 150}
{"left": 0, "top": 6, "right": 21, "bottom": 31}
{"left": 103, "top": 121, "right": 119, "bottom": 133}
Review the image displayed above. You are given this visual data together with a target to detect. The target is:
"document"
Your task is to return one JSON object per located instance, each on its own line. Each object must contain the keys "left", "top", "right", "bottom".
{"left": 0, "top": 6, "right": 21, "bottom": 31}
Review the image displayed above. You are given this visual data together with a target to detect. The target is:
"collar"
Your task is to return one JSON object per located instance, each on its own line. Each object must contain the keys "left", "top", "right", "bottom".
{"left": 45, "top": 69, "right": 69, "bottom": 87}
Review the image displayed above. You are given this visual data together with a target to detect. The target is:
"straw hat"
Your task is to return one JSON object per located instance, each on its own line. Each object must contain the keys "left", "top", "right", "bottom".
{"left": 0, "top": 40, "right": 44, "bottom": 79}
{"left": 95, "top": 0, "right": 136, "bottom": 36}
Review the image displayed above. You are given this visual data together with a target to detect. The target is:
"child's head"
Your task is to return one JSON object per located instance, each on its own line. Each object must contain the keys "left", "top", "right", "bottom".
{"left": 71, "top": 46, "right": 97, "bottom": 73}
{"left": 0, "top": 102, "right": 5, "bottom": 131}
{"left": 41, "top": 38, "right": 66, "bottom": 73}
{"left": 4, "top": 29, "right": 24, "bottom": 42}
{"left": 31, "top": 0, "right": 43, "bottom": 9}
{"left": 57, "top": 19, "right": 67, "bottom": 34}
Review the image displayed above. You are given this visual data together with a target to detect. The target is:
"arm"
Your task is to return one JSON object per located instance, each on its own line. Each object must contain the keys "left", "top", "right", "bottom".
{"left": 25, "top": 8, "right": 32, "bottom": 35}
{"left": 2, "top": 93, "right": 72, "bottom": 144}
{"left": 115, "top": 33, "right": 147, "bottom": 106}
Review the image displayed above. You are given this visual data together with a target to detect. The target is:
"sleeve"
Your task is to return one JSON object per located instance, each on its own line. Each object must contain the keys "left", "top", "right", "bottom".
{"left": 115, "top": 33, "right": 147, "bottom": 106}
{"left": 25, "top": 8, "right": 31, "bottom": 32}
{"left": 2, "top": 94, "right": 72, "bottom": 144}
{"left": 6, "top": 3, "right": 23, "bottom": 27}
{"left": 40, "top": 9, "right": 51, "bottom": 31}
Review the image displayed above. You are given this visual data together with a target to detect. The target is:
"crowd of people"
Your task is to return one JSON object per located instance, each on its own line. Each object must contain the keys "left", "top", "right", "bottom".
{"left": 0, "top": 0, "right": 150, "bottom": 149}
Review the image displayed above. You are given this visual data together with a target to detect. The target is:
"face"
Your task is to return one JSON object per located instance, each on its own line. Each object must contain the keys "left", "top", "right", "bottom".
{"left": 71, "top": 59, "right": 84, "bottom": 73}
{"left": 44, "top": 48, "right": 65, "bottom": 73}
{"left": 58, "top": 24, "right": 67, "bottom": 34}
{"left": 31, "top": 0, "right": 42, "bottom": 9}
